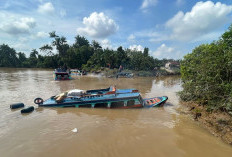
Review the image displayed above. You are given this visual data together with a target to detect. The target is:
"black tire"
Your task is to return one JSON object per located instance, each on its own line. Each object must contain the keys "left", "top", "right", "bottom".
{"left": 34, "top": 98, "right": 44, "bottom": 104}
{"left": 10, "top": 103, "right": 24, "bottom": 109}
{"left": 21, "top": 106, "right": 34, "bottom": 114}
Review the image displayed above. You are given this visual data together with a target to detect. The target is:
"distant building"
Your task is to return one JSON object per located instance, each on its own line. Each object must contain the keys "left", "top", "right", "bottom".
{"left": 165, "top": 61, "right": 180, "bottom": 69}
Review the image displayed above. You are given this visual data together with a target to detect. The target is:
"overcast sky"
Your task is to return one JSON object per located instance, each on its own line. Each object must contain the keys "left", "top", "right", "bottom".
{"left": 0, "top": 0, "right": 232, "bottom": 59}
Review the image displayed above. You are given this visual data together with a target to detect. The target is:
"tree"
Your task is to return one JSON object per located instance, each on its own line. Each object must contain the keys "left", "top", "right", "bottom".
{"left": 64, "top": 47, "right": 82, "bottom": 68}
{"left": 103, "top": 49, "right": 117, "bottom": 68}
{"left": 180, "top": 34, "right": 232, "bottom": 112}
{"left": 49, "top": 31, "right": 69, "bottom": 57}
{"left": 221, "top": 25, "right": 232, "bottom": 48}
{"left": 39, "top": 44, "right": 53, "bottom": 56}
{"left": 91, "top": 40, "right": 102, "bottom": 51}
{"left": 28, "top": 49, "right": 39, "bottom": 67}
{"left": 115, "top": 46, "right": 127, "bottom": 67}
{"left": 143, "top": 47, "right": 149, "bottom": 57}
{"left": 17, "top": 52, "right": 27, "bottom": 67}
{"left": 73, "top": 35, "right": 89, "bottom": 48}
{"left": 30, "top": 49, "right": 38, "bottom": 58}
{"left": 0, "top": 44, "right": 19, "bottom": 67}
{"left": 79, "top": 45, "right": 94, "bottom": 66}
{"left": 49, "top": 31, "right": 58, "bottom": 38}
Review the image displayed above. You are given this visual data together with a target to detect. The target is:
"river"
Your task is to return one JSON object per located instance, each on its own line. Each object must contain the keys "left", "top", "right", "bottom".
{"left": 0, "top": 68, "right": 231, "bottom": 157}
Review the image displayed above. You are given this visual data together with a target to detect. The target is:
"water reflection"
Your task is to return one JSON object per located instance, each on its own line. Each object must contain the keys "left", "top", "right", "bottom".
{"left": 154, "top": 75, "right": 181, "bottom": 88}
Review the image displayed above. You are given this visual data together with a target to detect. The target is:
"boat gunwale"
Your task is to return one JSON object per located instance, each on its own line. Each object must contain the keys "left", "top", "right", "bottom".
{"left": 39, "top": 95, "right": 142, "bottom": 107}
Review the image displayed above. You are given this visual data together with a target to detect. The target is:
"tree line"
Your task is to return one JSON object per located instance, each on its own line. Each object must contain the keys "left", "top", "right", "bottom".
{"left": 0, "top": 32, "right": 179, "bottom": 71}
{"left": 180, "top": 25, "right": 232, "bottom": 113}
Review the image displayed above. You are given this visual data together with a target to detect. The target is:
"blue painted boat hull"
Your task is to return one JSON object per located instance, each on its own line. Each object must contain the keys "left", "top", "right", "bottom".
{"left": 143, "top": 96, "right": 168, "bottom": 108}
{"left": 35, "top": 86, "right": 168, "bottom": 109}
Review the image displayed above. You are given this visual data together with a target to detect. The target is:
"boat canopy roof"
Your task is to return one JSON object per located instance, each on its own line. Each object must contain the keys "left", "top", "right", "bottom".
{"left": 55, "top": 89, "right": 85, "bottom": 98}
{"left": 54, "top": 86, "right": 139, "bottom": 100}
{"left": 67, "top": 89, "right": 85, "bottom": 96}
{"left": 70, "top": 69, "right": 80, "bottom": 72}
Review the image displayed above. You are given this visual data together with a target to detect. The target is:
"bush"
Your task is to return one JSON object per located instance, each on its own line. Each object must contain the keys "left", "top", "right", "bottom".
{"left": 179, "top": 25, "right": 232, "bottom": 113}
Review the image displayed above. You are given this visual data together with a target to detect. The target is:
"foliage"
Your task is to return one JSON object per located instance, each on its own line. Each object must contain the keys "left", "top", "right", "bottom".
{"left": 39, "top": 44, "right": 53, "bottom": 56}
{"left": 180, "top": 25, "right": 232, "bottom": 112}
{"left": 73, "top": 35, "right": 89, "bottom": 48}
{"left": 0, "top": 44, "right": 19, "bottom": 67}
{"left": 49, "top": 31, "right": 69, "bottom": 57}
{"left": 0, "top": 31, "right": 179, "bottom": 73}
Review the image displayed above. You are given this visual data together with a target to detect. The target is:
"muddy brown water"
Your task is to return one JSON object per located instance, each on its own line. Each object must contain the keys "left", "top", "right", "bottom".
{"left": 0, "top": 68, "right": 232, "bottom": 157}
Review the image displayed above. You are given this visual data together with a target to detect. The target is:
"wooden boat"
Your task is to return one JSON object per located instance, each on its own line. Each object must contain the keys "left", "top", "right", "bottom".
{"left": 34, "top": 86, "right": 168, "bottom": 108}
{"left": 143, "top": 96, "right": 168, "bottom": 107}
{"left": 53, "top": 69, "right": 71, "bottom": 80}
{"left": 70, "top": 69, "right": 82, "bottom": 76}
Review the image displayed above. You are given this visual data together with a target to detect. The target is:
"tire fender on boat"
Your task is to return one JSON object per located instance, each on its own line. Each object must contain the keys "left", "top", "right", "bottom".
{"left": 21, "top": 106, "right": 34, "bottom": 114}
{"left": 10, "top": 103, "right": 25, "bottom": 109}
{"left": 34, "top": 98, "right": 44, "bottom": 105}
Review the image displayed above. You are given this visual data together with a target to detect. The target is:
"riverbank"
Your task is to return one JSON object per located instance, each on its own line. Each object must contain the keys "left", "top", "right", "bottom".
{"left": 91, "top": 67, "right": 180, "bottom": 77}
{"left": 180, "top": 101, "right": 232, "bottom": 145}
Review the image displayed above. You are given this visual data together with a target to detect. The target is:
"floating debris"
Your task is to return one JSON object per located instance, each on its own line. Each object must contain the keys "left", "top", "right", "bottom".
{"left": 72, "top": 128, "right": 78, "bottom": 133}
{"left": 21, "top": 106, "right": 34, "bottom": 114}
{"left": 10, "top": 103, "right": 24, "bottom": 109}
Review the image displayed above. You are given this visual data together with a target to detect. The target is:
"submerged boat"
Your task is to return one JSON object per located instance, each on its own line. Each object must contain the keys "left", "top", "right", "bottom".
{"left": 53, "top": 68, "right": 71, "bottom": 80}
{"left": 34, "top": 86, "right": 168, "bottom": 108}
{"left": 70, "top": 69, "right": 82, "bottom": 76}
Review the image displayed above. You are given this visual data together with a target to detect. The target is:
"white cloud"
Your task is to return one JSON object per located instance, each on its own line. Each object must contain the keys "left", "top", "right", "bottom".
{"left": 140, "top": 0, "right": 158, "bottom": 10}
{"left": 36, "top": 31, "right": 49, "bottom": 38}
{"left": 0, "top": 12, "right": 36, "bottom": 35}
{"left": 77, "top": 12, "right": 118, "bottom": 38}
{"left": 129, "top": 45, "right": 144, "bottom": 52}
{"left": 152, "top": 44, "right": 175, "bottom": 59}
{"left": 18, "top": 37, "right": 29, "bottom": 42}
{"left": 166, "top": 1, "right": 232, "bottom": 41}
{"left": 12, "top": 43, "right": 31, "bottom": 52}
{"left": 136, "top": 30, "right": 160, "bottom": 38}
{"left": 128, "top": 34, "right": 135, "bottom": 42}
{"left": 149, "top": 37, "right": 167, "bottom": 42}
{"left": 130, "top": 30, "right": 168, "bottom": 42}
{"left": 191, "top": 31, "right": 222, "bottom": 43}
{"left": 38, "top": 2, "right": 55, "bottom": 15}
{"left": 101, "top": 39, "right": 112, "bottom": 49}
{"left": 60, "top": 9, "right": 66, "bottom": 17}
{"left": 176, "top": 0, "right": 185, "bottom": 6}
{"left": 1, "top": 1, "right": 28, "bottom": 9}
{"left": 148, "top": 32, "right": 168, "bottom": 42}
